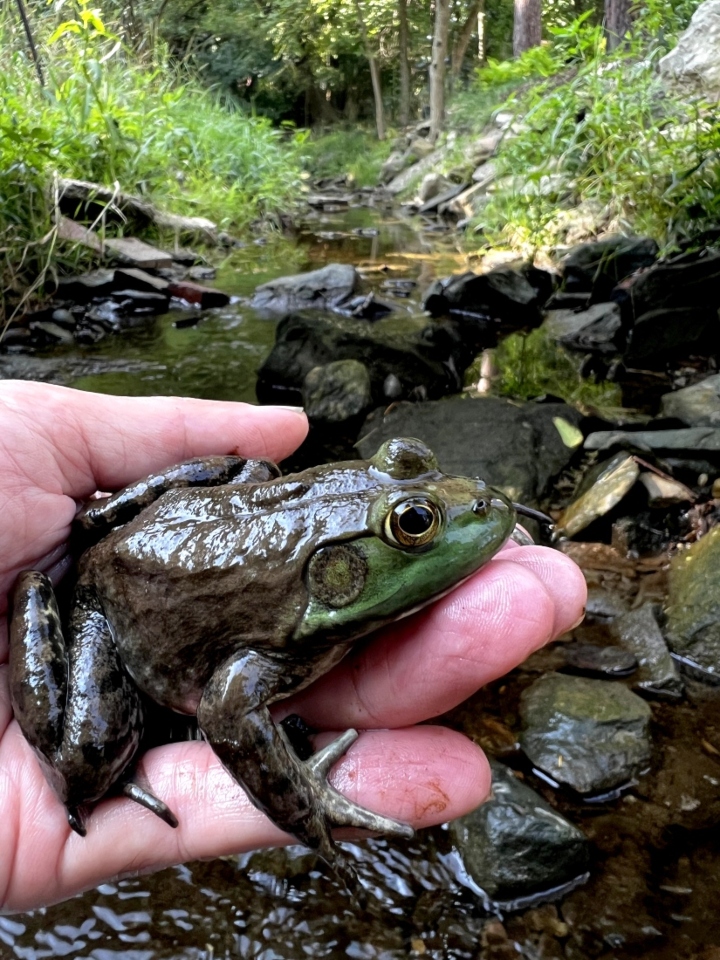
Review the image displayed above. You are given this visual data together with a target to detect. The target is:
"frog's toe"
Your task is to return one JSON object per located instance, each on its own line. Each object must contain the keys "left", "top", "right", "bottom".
{"left": 122, "top": 782, "right": 179, "bottom": 828}
{"left": 304, "top": 729, "right": 414, "bottom": 840}
{"left": 67, "top": 806, "right": 88, "bottom": 836}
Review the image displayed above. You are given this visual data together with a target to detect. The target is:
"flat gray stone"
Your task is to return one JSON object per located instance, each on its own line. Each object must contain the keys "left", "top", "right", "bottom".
{"left": 251, "top": 264, "right": 358, "bottom": 314}
{"left": 584, "top": 427, "right": 720, "bottom": 453}
{"left": 660, "top": 374, "right": 720, "bottom": 426}
{"left": 520, "top": 673, "right": 653, "bottom": 794}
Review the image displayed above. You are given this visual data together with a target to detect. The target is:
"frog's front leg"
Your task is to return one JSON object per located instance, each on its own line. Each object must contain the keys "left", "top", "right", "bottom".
{"left": 10, "top": 572, "right": 177, "bottom": 834}
{"left": 197, "top": 650, "right": 413, "bottom": 897}
{"left": 77, "top": 455, "right": 281, "bottom": 536}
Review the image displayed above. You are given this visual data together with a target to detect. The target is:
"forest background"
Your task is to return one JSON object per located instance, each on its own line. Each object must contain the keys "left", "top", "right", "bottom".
{"left": 1, "top": 0, "right": 718, "bottom": 313}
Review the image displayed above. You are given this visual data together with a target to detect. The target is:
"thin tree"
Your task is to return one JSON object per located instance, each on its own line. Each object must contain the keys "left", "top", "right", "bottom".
{"left": 513, "top": 0, "right": 542, "bottom": 58}
{"left": 398, "top": 0, "right": 411, "bottom": 126}
{"left": 451, "top": 0, "right": 483, "bottom": 79}
{"left": 355, "top": 0, "right": 386, "bottom": 140}
{"left": 605, "top": 0, "right": 633, "bottom": 51}
{"left": 429, "top": 0, "right": 451, "bottom": 141}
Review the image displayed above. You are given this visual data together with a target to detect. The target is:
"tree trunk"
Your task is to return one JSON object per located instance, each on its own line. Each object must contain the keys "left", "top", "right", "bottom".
{"left": 429, "top": 0, "right": 451, "bottom": 141}
{"left": 451, "top": 0, "right": 482, "bottom": 79}
{"left": 398, "top": 0, "right": 411, "bottom": 127}
{"left": 478, "top": 3, "right": 486, "bottom": 64}
{"left": 513, "top": 0, "right": 542, "bottom": 57}
{"left": 605, "top": 0, "right": 633, "bottom": 51}
{"left": 355, "top": 0, "right": 386, "bottom": 140}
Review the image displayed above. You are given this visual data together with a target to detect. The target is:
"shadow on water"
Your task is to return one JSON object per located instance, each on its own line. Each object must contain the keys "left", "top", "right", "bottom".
{"left": 5, "top": 206, "right": 720, "bottom": 959}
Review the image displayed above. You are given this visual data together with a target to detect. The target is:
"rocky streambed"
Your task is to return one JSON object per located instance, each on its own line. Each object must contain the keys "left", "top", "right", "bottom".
{"left": 3, "top": 196, "right": 720, "bottom": 960}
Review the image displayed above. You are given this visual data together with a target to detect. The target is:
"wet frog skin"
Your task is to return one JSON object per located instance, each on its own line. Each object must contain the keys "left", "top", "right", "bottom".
{"left": 10, "top": 437, "right": 516, "bottom": 895}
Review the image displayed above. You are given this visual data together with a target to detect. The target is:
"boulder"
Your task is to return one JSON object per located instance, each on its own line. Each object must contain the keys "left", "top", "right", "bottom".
{"left": 301, "top": 359, "right": 372, "bottom": 423}
{"left": 379, "top": 150, "right": 409, "bottom": 183}
{"left": 439, "top": 182, "right": 492, "bottom": 221}
{"left": 449, "top": 760, "right": 590, "bottom": 904}
{"left": 623, "top": 307, "right": 719, "bottom": 367}
{"left": 543, "top": 302, "right": 620, "bottom": 341}
{"left": 256, "top": 312, "right": 476, "bottom": 409}
{"left": 615, "top": 249, "right": 720, "bottom": 322}
{"left": 611, "top": 603, "right": 683, "bottom": 698}
{"left": 385, "top": 149, "right": 444, "bottom": 195}
{"left": 557, "top": 302, "right": 622, "bottom": 356}
{"left": 660, "top": 373, "right": 720, "bottom": 426}
{"left": 417, "top": 172, "right": 452, "bottom": 204}
{"left": 659, "top": 0, "right": 720, "bottom": 100}
{"left": 357, "top": 397, "right": 582, "bottom": 503}
{"left": 418, "top": 182, "right": 470, "bottom": 216}
{"left": 422, "top": 267, "right": 546, "bottom": 325}
{"left": 665, "top": 524, "right": 720, "bottom": 682}
{"left": 584, "top": 427, "right": 720, "bottom": 455}
{"left": 519, "top": 673, "right": 653, "bottom": 794}
{"left": 251, "top": 264, "right": 358, "bottom": 315}
{"left": 562, "top": 236, "right": 658, "bottom": 300}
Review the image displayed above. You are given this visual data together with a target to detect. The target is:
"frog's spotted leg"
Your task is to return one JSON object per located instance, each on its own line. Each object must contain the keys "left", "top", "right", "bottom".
{"left": 77, "top": 456, "right": 281, "bottom": 536}
{"left": 9, "top": 572, "right": 175, "bottom": 834}
{"left": 197, "top": 650, "right": 412, "bottom": 902}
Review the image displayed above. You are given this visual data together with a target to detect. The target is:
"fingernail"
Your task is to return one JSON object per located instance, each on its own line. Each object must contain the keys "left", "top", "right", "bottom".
{"left": 273, "top": 405, "right": 305, "bottom": 414}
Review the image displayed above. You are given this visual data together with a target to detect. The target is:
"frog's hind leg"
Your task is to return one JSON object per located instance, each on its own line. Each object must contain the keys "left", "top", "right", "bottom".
{"left": 10, "top": 573, "right": 176, "bottom": 834}
{"left": 197, "top": 650, "right": 412, "bottom": 902}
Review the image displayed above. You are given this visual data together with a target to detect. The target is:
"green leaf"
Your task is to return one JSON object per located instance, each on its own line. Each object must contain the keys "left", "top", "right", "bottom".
{"left": 553, "top": 417, "right": 584, "bottom": 449}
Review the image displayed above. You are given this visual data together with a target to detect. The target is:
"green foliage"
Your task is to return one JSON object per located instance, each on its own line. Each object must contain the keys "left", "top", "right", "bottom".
{"left": 0, "top": 1, "right": 304, "bottom": 316}
{"left": 488, "top": 327, "right": 622, "bottom": 411}
{"left": 301, "top": 128, "right": 394, "bottom": 185}
{"left": 467, "top": 1, "right": 717, "bottom": 250}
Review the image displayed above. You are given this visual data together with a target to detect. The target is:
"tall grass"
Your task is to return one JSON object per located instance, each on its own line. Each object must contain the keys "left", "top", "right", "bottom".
{"left": 0, "top": 1, "right": 305, "bottom": 319}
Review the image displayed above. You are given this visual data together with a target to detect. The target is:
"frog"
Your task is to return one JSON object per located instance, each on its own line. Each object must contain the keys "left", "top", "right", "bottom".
{"left": 9, "top": 437, "right": 520, "bottom": 897}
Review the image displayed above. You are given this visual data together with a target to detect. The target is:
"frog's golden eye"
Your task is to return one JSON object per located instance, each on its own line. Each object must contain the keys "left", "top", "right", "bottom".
{"left": 384, "top": 498, "right": 442, "bottom": 548}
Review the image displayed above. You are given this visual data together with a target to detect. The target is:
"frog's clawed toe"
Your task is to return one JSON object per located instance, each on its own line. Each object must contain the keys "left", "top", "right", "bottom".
{"left": 305, "top": 729, "right": 414, "bottom": 840}
{"left": 123, "top": 782, "right": 179, "bottom": 828}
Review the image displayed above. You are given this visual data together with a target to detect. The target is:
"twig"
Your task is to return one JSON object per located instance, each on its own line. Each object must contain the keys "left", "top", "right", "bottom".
{"left": 14, "top": 0, "right": 44, "bottom": 87}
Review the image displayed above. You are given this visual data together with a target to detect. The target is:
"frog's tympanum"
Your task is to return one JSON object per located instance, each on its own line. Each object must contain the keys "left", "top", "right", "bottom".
{"left": 10, "top": 438, "right": 517, "bottom": 896}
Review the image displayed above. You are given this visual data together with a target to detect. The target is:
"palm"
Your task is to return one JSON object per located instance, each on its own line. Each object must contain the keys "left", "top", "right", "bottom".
{"left": 0, "top": 381, "right": 586, "bottom": 913}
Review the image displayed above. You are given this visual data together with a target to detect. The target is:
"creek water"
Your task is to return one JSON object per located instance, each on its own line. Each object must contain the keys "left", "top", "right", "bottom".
{"left": 3, "top": 204, "right": 720, "bottom": 960}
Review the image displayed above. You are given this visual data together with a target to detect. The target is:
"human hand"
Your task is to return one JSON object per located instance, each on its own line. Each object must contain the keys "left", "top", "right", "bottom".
{"left": 0, "top": 380, "right": 586, "bottom": 913}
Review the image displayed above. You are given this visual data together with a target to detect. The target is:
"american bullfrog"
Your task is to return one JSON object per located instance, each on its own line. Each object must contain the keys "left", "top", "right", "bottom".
{"left": 10, "top": 437, "right": 519, "bottom": 894}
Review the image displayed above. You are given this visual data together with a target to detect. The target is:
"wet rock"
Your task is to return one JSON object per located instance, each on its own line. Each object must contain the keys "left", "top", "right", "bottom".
{"left": 561, "top": 643, "right": 638, "bottom": 679}
{"left": 555, "top": 453, "right": 640, "bottom": 538}
{"left": 422, "top": 267, "right": 545, "bottom": 325}
{"left": 111, "top": 289, "right": 170, "bottom": 313}
{"left": 543, "top": 302, "right": 619, "bottom": 341}
{"left": 337, "top": 292, "right": 393, "bottom": 321}
{"left": 544, "top": 291, "right": 592, "bottom": 311}
{"left": 114, "top": 267, "right": 170, "bottom": 293}
{"left": 558, "top": 302, "right": 622, "bottom": 356}
{"left": 665, "top": 525, "right": 720, "bottom": 682}
{"left": 639, "top": 472, "right": 694, "bottom": 507}
{"left": 616, "top": 249, "right": 720, "bottom": 323}
{"left": 50, "top": 308, "right": 76, "bottom": 329}
{"left": 449, "top": 760, "right": 590, "bottom": 903}
{"left": 520, "top": 673, "right": 653, "bottom": 793}
{"left": 251, "top": 263, "right": 358, "bottom": 315}
{"left": 168, "top": 280, "right": 230, "bottom": 309}
{"left": 419, "top": 182, "right": 470, "bottom": 216}
{"left": 623, "top": 307, "right": 719, "bottom": 366}
{"left": 357, "top": 397, "right": 582, "bottom": 503}
{"left": 610, "top": 603, "right": 683, "bottom": 698}
{"left": 301, "top": 359, "right": 372, "bottom": 423}
{"left": 584, "top": 427, "right": 720, "bottom": 455}
{"left": 28, "top": 319, "right": 75, "bottom": 344}
{"left": 660, "top": 374, "right": 720, "bottom": 426}
{"left": 417, "top": 172, "right": 452, "bottom": 204}
{"left": 659, "top": 0, "right": 720, "bottom": 100}
{"left": 561, "top": 236, "right": 658, "bottom": 300}
{"left": 257, "top": 312, "right": 472, "bottom": 409}
{"left": 56, "top": 268, "right": 116, "bottom": 303}
{"left": 188, "top": 265, "right": 216, "bottom": 281}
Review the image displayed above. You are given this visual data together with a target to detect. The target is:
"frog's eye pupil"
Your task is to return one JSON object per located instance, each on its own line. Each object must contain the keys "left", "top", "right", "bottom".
{"left": 385, "top": 498, "right": 442, "bottom": 548}
{"left": 473, "top": 498, "right": 489, "bottom": 516}
{"left": 399, "top": 505, "right": 433, "bottom": 536}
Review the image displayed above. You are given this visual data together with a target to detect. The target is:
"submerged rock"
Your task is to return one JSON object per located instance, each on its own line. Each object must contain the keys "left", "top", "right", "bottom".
{"left": 357, "top": 397, "right": 582, "bottom": 503}
{"left": 251, "top": 264, "right": 358, "bottom": 314}
{"left": 665, "top": 525, "right": 720, "bottom": 682}
{"left": 611, "top": 603, "right": 683, "bottom": 698}
{"left": 301, "top": 359, "right": 372, "bottom": 422}
{"left": 449, "top": 760, "right": 590, "bottom": 904}
{"left": 520, "top": 673, "right": 653, "bottom": 793}
{"left": 660, "top": 373, "right": 720, "bottom": 426}
{"left": 555, "top": 453, "right": 640, "bottom": 538}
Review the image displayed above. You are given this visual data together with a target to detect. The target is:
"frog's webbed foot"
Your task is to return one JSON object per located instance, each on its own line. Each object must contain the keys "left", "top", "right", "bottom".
{"left": 122, "top": 782, "right": 179, "bottom": 829}
{"left": 292, "top": 728, "right": 414, "bottom": 839}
